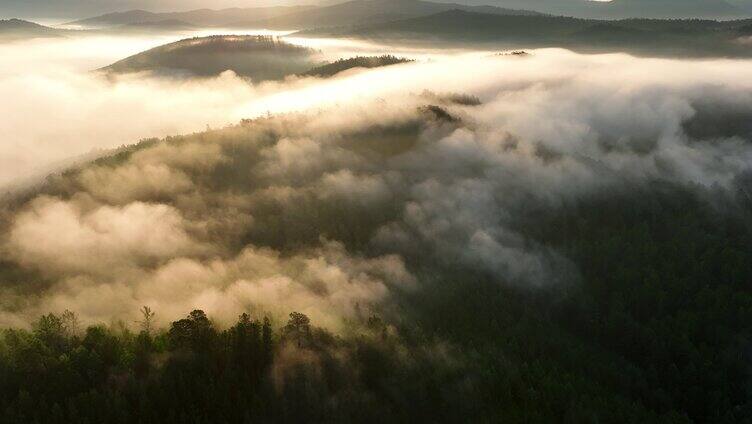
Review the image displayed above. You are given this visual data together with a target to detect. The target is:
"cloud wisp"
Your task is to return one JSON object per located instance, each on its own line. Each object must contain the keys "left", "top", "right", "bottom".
{"left": 2, "top": 41, "right": 752, "bottom": 329}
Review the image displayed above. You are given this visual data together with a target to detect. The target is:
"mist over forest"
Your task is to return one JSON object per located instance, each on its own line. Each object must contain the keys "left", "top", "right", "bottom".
{"left": 1, "top": 1, "right": 752, "bottom": 423}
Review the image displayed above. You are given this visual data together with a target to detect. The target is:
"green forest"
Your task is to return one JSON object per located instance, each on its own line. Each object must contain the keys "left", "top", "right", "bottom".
{"left": 2, "top": 169, "right": 751, "bottom": 423}
{"left": 299, "top": 55, "right": 412, "bottom": 78}
{"left": 2, "top": 46, "right": 752, "bottom": 422}
{"left": 307, "top": 10, "right": 752, "bottom": 58}
{"left": 4, "top": 0, "right": 752, "bottom": 422}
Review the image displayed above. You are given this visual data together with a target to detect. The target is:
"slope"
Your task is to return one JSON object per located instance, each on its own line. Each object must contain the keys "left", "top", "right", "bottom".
{"left": 244, "top": 0, "right": 543, "bottom": 30}
{"left": 304, "top": 10, "right": 752, "bottom": 57}
{"left": 0, "top": 19, "right": 69, "bottom": 41}
{"left": 67, "top": 6, "right": 316, "bottom": 28}
{"left": 100, "top": 35, "right": 320, "bottom": 80}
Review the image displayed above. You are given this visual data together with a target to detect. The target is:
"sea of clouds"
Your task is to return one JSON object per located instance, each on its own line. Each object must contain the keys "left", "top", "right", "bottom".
{"left": 2, "top": 32, "right": 752, "bottom": 329}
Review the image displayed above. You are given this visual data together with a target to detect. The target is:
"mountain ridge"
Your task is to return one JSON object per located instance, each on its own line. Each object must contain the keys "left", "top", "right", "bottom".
{"left": 66, "top": 5, "right": 316, "bottom": 28}
{"left": 300, "top": 9, "right": 752, "bottom": 57}
{"left": 0, "top": 19, "right": 69, "bottom": 40}
{"left": 238, "top": 0, "right": 543, "bottom": 29}
{"left": 66, "top": 0, "right": 543, "bottom": 30}
{"left": 3, "top": 0, "right": 750, "bottom": 21}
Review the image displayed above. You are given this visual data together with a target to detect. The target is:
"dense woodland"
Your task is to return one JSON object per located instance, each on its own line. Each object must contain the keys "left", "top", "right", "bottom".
{"left": 0, "top": 81, "right": 751, "bottom": 422}
{"left": 307, "top": 10, "right": 752, "bottom": 58}
{"left": 101, "top": 36, "right": 319, "bottom": 80}
{"left": 3, "top": 0, "right": 752, "bottom": 421}
{"left": 1, "top": 179, "right": 751, "bottom": 423}
{"left": 101, "top": 37, "right": 411, "bottom": 81}
{"left": 299, "top": 55, "right": 412, "bottom": 78}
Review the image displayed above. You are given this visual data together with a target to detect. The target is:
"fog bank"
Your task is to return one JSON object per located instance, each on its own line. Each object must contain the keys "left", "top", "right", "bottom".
{"left": 2, "top": 35, "right": 752, "bottom": 328}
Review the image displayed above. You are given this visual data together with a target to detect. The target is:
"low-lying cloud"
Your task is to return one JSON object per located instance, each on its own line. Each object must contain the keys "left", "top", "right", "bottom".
{"left": 0, "top": 33, "right": 450, "bottom": 189}
{"left": 2, "top": 35, "right": 752, "bottom": 330}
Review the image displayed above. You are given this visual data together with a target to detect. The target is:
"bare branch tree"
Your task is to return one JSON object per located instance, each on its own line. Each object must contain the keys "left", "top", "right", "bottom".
{"left": 138, "top": 306, "right": 155, "bottom": 335}
{"left": 61, "top": 309, "right": 79, "bottom": 338}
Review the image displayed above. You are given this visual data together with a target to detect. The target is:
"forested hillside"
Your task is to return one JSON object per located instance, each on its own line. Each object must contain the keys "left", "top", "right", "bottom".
{"left": 101, "top": 37, "right": 416, "bottom": 81}
{"left": 0, "top": 19, "right": 68, "bottom": 41}
{"left": 299, "top": 55, "right": 412, "bottom": 77}
{"left": 100, "top": 35, "right": 319, "bottom": 80}
{"left": 1, "top": 84, "right": 751, "bottom": 421}
{"left": 303, "top": 10, "right": 752, "bottom": 57}
{"left": 4, "top": 0, "right": 752, "bottom": 421}
{"left": 67, "top": 0, "right": 542, "bottom": 30}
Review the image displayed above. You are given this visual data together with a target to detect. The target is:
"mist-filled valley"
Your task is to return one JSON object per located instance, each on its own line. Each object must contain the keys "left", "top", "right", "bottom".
{"left": 2, "top": 1, "right": 752, "bottom": 423}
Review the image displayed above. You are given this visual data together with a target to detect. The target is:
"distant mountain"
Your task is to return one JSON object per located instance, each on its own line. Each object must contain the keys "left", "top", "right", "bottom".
{"left": 0, "top": 19, "right": 68, "bottom": 41}
{"left": 67, "top": 0, "right": 745, "bottom": 32}
{"left": 99, "top": 35, "right": 321, "bottom": 81}
{"left": 458, "top": 0, "right": 748, "bottom": 19}
{"left": 128, "top": 19, "right": 195, "bottom": 28}
{"left": 67, "top": 6, "right": 315, "bottom": 28}
{"left": 2, "top": 0, "right": 748, "bottom": 20}
{"left": 241, "top": 0, "right": 543, "bottom": 30}
{"left": 0, "top": 1, "right": 300, "bottom": 20}
{"left": 68, "top": 0, "right": 541, "bottom": 30}
{"left": 67, "top": 10, "right": 155, "bottom": 27}
{"left": 303, "top": 9, "right": 752, "bottom": 57}
{"left": 116, "top": 20, "right": 198, "bottom": 32}
{"left": 316, "top": 10, "right": 584, "bottom": 41}
{"left": 591, "top": 0, "right": 745, "bottom": 19}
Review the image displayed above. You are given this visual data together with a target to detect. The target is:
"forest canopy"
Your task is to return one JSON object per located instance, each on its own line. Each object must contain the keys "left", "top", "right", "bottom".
{"left": 1, "top": 20, "right": 752, "bottom": 423}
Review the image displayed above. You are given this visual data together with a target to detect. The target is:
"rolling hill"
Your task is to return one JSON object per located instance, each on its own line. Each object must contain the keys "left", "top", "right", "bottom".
{"left": 239, "top": 0, "right": 543, "bottom": 30}
{"left": 99, "top": 35, "right": 320, "bottom": 80}
{"left": 584, "top": 0, "right": 745, "bottom": 19}
{"left": 0, "top": 19, "right": 69, "bottom": 41}
{"left": 66, "top": 6, "right": 316, "bottom": 28}
{"left": 117, "top": 19, "right": 197, "bottom": 32}
{"left": 303, "top": 10, "right": 752, "bottom": 57}
{"left": 3, "top": 0, "right": 749, "bottom": 21}
{"left": 99, "top": 35, "right": 419, "bottom": 80}
{"left": 67, "top": 0, "right": 542, "bottom": 30}
{"left": 463, "top": 0, "right": 747, "bottom": 19}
